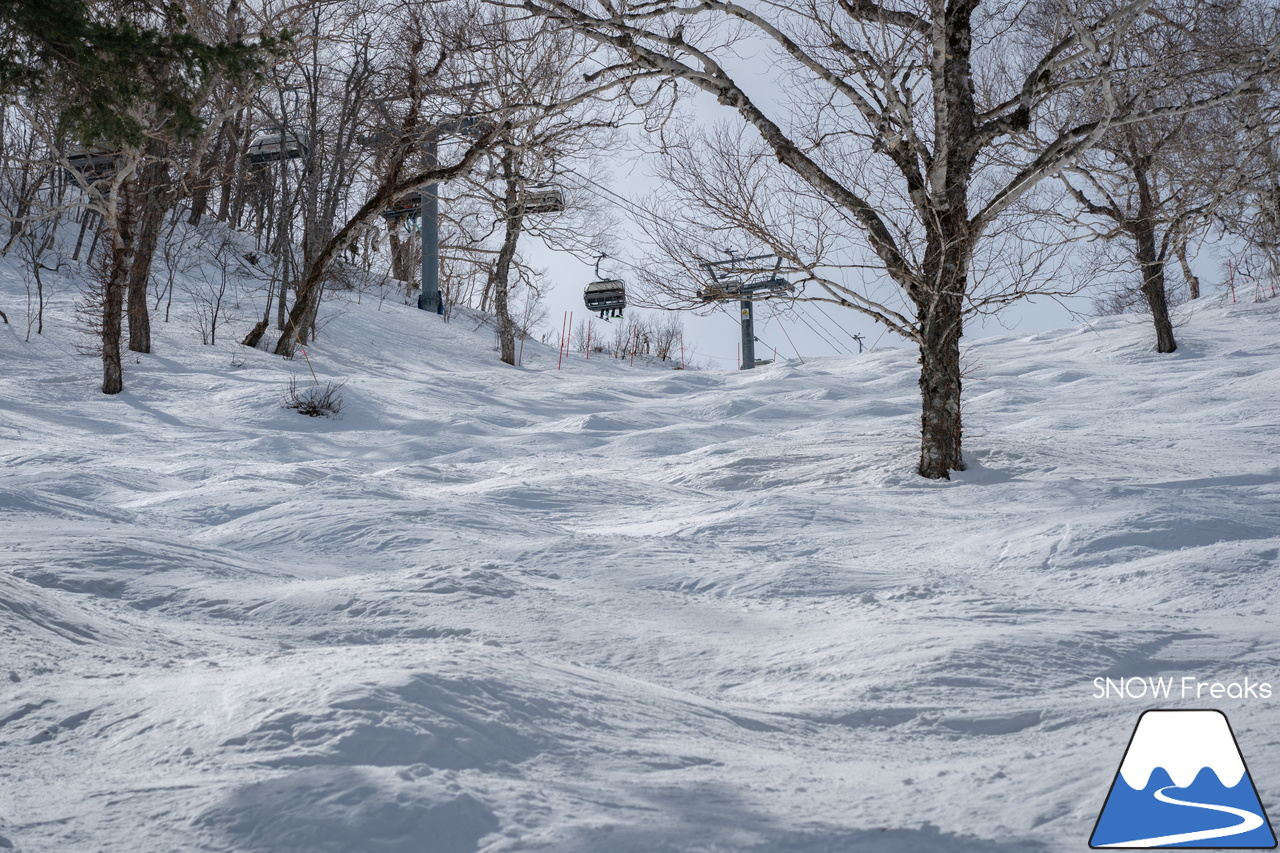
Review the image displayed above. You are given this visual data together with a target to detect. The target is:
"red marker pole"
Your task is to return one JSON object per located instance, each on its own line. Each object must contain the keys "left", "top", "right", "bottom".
{"left": 558, "top": 311, "right": 569, "bottom": 370}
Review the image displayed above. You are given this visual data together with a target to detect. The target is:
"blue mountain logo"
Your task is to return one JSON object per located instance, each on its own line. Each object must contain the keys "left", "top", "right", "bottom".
{"left": 1091, "top": 710, "right": 1276, "bottom": 848}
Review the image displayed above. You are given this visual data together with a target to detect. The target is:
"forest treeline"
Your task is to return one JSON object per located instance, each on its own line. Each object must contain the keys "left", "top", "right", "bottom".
{"left": 1, "top": 0, "right": 1276, "bottom": 478}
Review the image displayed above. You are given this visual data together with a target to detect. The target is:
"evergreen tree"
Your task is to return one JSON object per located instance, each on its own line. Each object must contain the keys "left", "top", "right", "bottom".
{"left": 0, "top": 0, "right": 264, "bottom": 146}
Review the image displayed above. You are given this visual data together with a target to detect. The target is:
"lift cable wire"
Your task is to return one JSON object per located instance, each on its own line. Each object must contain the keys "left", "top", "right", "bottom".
{"left": 752, "top": 315, "right": 796, "bottom": 363}
{"left": 715, "top": 303, "right": 785, "bottom": 366}
{"left": 788, "top": 304, "right": 848, "bottom": 355}
{"left": 809, "top": 300, "right": 867, "bottom": 352}
{"left": 867, "top": 326, "right": 892, "bottom": 352}
{"left": 804, "top": 303, "right": 857, "bottom": 355}
{"left": 775, "top": 314, "right": 806, "bottom": 364}
{"left": 556, "top": 163, "right": 673, "bottom": 234}
{"left": 761, "top": 301, "right": 842, "bottom": 357}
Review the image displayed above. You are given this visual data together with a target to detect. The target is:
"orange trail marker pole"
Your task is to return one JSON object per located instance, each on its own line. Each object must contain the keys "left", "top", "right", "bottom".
{"left": 300, "top": 348, "right": 319, "bottom": 385}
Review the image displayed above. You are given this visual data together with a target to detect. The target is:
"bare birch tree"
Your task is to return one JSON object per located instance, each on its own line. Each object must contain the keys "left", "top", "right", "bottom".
{"left": 456, "top": 11, "right": 626, "bottom": 364}
{"left": 256, "top": 1, "right": 511, "bottom": 358}
{"left": 1217, "top": 11, "right": 1280, "bottom": 289}
{"left": 1044, "top": 0, "right": 1274, "bottom": 351}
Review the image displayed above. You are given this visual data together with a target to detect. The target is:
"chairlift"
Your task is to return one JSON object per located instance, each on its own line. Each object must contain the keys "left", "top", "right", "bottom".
{"left": 697, "top": 278, "right": 742, "bottom": 303}
{"left": 247, "top": 130, "right": 309, "bottom": 165}
{"left": 584, "top": 255, "right": 626, "bottom": 318}
{"left": 520, "top": 185, "right": 565, "bottom": 216}
{"left": 381, "top": 193, "right": 422, "bottom": 222}
{"left": 64, "top": 149, "right": 120, "bottom": 181}
{"left": 699, "top": 252, "right": 794, "bottom": 300}
{"left": 432, "top": 115, "right": 492, "bottom": 139}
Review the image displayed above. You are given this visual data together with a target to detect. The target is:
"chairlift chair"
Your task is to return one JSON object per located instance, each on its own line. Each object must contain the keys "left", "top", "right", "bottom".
{"left": 247, "top": 131, "right": 309, "bottom": 165}
{"left": 699, "top": 253, "right": 794, "bottom": 301}
{"left": 520, "top": 185, "right": 565, "bottom": 215}
{"left": 65, "top": 149, "right": 120, "bottom": 181}
{"left": 697, "top": 278, "right": 742, "bottom": 303}
{"left": 381, "top": 193, "right": 422, "bottom": 222}
{"left": 584, "top": 279, "right": 627, "bottom": 318}
{"left": 584, "top": 254, "right": 626, "bottom": 318}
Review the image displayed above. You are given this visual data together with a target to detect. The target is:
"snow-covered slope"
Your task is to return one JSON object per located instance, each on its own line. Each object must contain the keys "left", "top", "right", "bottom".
{"left": 1, "top": 263, "right": 1278, "bottom": 853}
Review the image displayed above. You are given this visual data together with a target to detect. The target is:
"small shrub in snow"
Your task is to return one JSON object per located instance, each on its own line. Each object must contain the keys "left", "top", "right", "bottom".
{"left": 284, "top": 377, "right": 345, "bottom": 418}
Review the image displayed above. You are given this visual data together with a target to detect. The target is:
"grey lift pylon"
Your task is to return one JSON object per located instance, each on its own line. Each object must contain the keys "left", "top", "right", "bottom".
{"left": 363, "top": 95, "right": 493, "bottom": 317}
{"left": 699, "top": 253, "right": 794, "bottom": 369}
{"left": 416, "top": 116, "right": 494, "bottom": 315}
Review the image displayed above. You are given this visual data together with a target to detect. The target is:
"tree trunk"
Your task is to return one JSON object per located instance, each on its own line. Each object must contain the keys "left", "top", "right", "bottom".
{"left": 1134, "top": 221, "right": 1177, "bottom": 353}
{"left": 915, "top": 275, "right": 966, "bottom": 479}
{"left": 102, "top": 200, "right": 136, "bottom": 395}
{"left": 1140, "top": 260, "right": 1177, "bottom": 353}
{"left": 388, "top": 229, "right": 417, "bottom": 285}
{"left": 127, "top": 143, "right": 170, "bottom": 354}
{"left": 222, "top": 110, "right": 245, "bottom": 227}
{"left": 126, "top": 228, "right": 155, "bottom": 354}
{"left": 188, "top": 129, "right": 225, "bottom": 226}
{"left": 1175, "top": 240, "right": 1200, "bottom": 300}
{"left": 275, "top": 213, "right": 345, "bottom": 357}
{"left": 1131, "top": 159, "right": 1176, "bottom": 353}
{"left": 275, "top": 162, "right": 292, "bottom": 332}
{"left": 241, "top": 317, "right": 268, "bottom": 349}
{"left": 492, "top": 155, "right": 524, "bottom": 366}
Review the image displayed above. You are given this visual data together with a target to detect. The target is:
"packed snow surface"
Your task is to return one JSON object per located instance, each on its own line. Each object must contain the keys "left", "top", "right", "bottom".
{"left": 2, "top": 267, "right": 1279, "bottom": 852}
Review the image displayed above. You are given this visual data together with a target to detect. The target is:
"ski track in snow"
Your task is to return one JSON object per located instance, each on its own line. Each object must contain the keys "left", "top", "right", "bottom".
{"left": 2, "top": 255, "right": 1280, "bottom": 852}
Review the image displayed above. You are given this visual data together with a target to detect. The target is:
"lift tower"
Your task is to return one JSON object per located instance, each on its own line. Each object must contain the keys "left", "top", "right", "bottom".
{"left": 700, "top": 254, "right": 794, "bottom": 369}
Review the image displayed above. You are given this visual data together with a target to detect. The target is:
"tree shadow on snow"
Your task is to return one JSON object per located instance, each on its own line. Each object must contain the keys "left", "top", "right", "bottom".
{"left": 527, "top": 776, "right": 1054, "bottom": 853}
{"left": 195, "top": 766, "right": 499, "bottom": 853}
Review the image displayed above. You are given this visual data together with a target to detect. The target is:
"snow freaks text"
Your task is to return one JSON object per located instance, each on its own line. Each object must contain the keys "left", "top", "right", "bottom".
{"left": 1092, "top": 677, "right": 1274, "bottom": 701}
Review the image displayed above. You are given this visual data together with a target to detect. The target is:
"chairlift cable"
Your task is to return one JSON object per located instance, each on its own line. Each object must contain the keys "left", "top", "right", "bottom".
{"left": 756, "top": 315, "right": 796, "bottom": 360}
{"left": 801, "top": 302, "right": 854, "bottom": 354}
{"left": 799, "top": 298, "right": 868, "bottom": 354}
{"left": 789, "top": 305, "right": 847, "bottom": 355}
{"left": 544, "top": 232, "right": 625, "bottom": 269}
{"left": 556, "top": 163, "right": 671, "bottom": 233}
{"left": 810, "top": 300, "right": 867, "bottom": 352}
{"left": 803, "top": 317, "right": 847, "bottom": 356}
{"left": 775, "top": 314, "right": 806, "bottom": 364}
{"left": 556, "top": 163, "right": 663, "bottom": 225}
{"left": 545, "top": 231, "right": 651, "bottom": 279}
